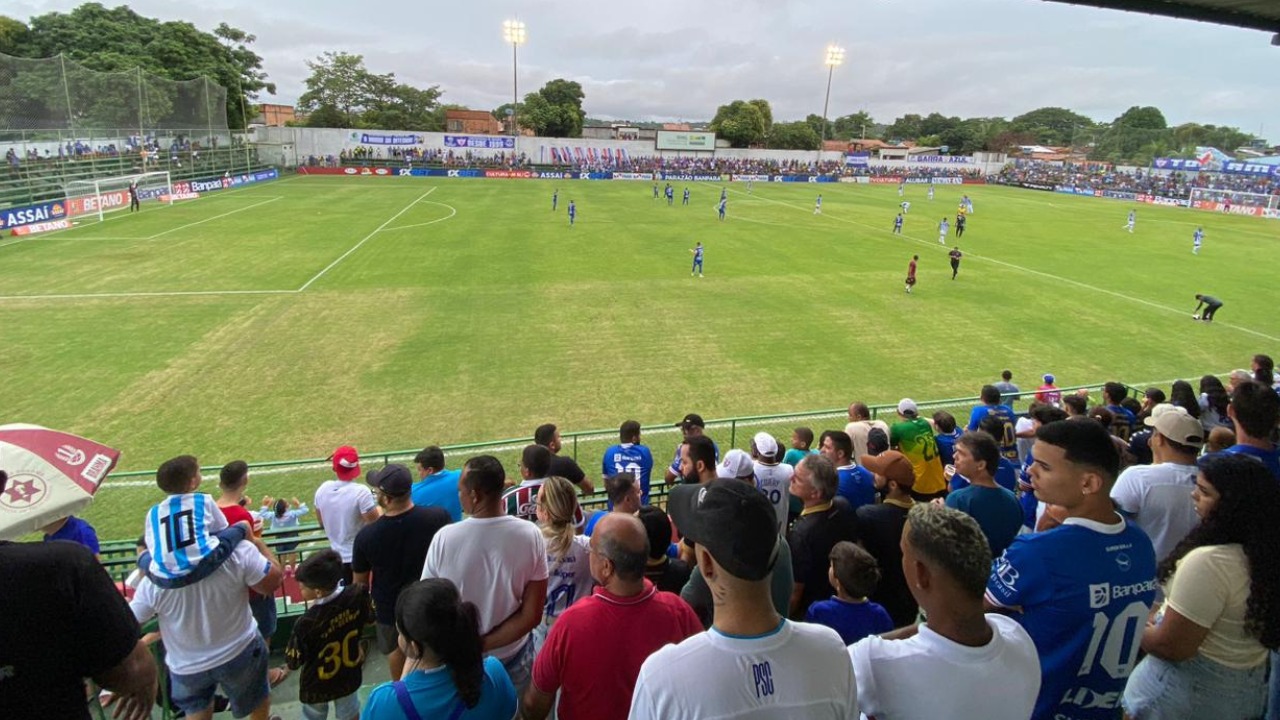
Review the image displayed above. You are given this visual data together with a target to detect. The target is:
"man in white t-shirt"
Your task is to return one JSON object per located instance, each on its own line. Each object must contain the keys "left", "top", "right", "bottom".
{"left": 849, "top": 503, "right": 1039, "bottom": 720}
{"left": 422, "top": 454, "right": 549, "bottom": 695}
{"left": 845, "top": 402, "right": 890, "bottom": 460}
{"left": 629, "top": 479, "right": 857, "bottom": 719}
{"left": 130, "top": 534, "right": 283, "bottom": 720}
{"left": 750, "top": 432, "right": 794, "bottom": 533}
{"left": 1110, "top": 405, "right": 1203, "bottom": 563}
{"left": 314, "top": 445, "right": 379, "bottom": 583}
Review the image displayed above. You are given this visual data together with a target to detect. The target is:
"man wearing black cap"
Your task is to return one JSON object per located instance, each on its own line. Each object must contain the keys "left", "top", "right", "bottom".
{"left": 630, "top": 479, "right": 858, "bottom": 719}
{"left": 664, "top": 413, "right": 719, "bottom": 484}
{"left": 352, "top": 463, "right": 451, "bottom": 679}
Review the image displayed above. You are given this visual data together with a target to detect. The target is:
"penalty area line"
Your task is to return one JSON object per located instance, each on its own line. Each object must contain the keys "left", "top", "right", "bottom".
{"left": 297, "top": 187, "right": 437, "bottom": 292}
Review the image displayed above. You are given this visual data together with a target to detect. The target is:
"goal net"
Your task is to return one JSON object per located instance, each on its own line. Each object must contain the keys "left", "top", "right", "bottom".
{"left": 64, "top": 171, "right": 173, "bottom": 223}
{"left": 1189, "top": 187, "right": 1280, "bottom": 218}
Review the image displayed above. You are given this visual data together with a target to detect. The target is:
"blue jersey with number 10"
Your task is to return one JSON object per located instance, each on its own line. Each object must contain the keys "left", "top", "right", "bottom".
{"left": 986, "top": 518, "right": 1156, "bottom": 720}
{"left": 602, "top": 443, "right": 654, "bottom": 504}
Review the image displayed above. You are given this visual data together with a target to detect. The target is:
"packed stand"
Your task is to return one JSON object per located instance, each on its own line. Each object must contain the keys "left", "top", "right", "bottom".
{"left": 5, "top": 358, "right": 1280, "bottom": 720}
{"left": 993, "top": 160, "right": 1280, "bottom": 199}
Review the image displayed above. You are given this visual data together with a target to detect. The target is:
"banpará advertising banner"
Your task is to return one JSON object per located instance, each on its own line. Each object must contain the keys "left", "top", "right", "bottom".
{"left": 655, "top": 131, "right": 716, "bottom": 151}
{"left": 732, "top": 174, "right": 771, "bottom": 182}
{"left": 444, "top": 135, "right": 516, "bottom": 149}
{"left": 659, "top": 173, "right": 722, "bottom": 182}
{"left": 612, "top": 172, "right": 652, "bottom": 181}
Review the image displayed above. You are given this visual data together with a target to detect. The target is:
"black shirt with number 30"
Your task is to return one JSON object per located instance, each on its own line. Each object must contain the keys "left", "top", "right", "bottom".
{"left": 285, "top": 584, "right": 374, "bottom": 704}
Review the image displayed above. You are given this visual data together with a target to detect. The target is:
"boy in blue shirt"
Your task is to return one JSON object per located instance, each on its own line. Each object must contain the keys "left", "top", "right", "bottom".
{"left": 805, "top": 541, "right": 893, "bottom": 645}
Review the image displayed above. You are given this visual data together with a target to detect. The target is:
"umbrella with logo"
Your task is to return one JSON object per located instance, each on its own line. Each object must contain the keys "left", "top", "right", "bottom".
{"left": 0, "top": 423, "right": 119, "bottom": 540}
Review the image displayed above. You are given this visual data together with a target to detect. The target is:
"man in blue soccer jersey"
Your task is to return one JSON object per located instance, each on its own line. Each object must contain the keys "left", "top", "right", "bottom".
{"left": 552, "top": 188, "right": 558, "bottom": 211}
{"left": 653, "top": 182, "right": 659, "bottom": 199}
{"left": 893, "top": 213, "right": 904, "bottom": 234}
{"left": 985, "top": 420, "right": 1156, "bottom": 720}
{"left": 1192, "top": 227, "right": 1203, "bottom": 254}
{"left": 601, "top": 420, "right": 655, "bottom": 505}
{"left": 962, "top": 194, "right": 974, "bottom": 213}
{"left": 967, "top": 385, "right": 1018, "bottom": 463}
{"left": 567, "top": 200, "right": 576, "bottom": 226}
{"left": 690, "top": 242, "right": 704, "bottom": 277}
{"left": 665, "top": 184, "right": 674, "bottom": 206}
{"left": 682, "top": 187, "right": 690, "bottom": 206}
{"left": 814, "top": 194, "right": 823, "bottom": 215}
{"left": 717, "top": 196, "right": 726, "bottom": 221}
{"left": 1102, "top": 382, "right": 1136, "bottom": 440}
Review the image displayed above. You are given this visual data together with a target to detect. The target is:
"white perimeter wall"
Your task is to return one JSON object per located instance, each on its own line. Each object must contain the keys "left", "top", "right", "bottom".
{"left": 253, "top": 127, "right": 1006, "bottom": 174}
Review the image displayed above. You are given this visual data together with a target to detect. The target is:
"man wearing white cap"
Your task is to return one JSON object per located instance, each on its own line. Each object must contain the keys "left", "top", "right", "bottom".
{"left": 1109, "top": 404, "right": 1203, "bottom": 564}
{"left": 751, "top": 433, "right": 794, "bottom": 534}
{"left": 890, "top": 399, "right": 947, "bottom": 501}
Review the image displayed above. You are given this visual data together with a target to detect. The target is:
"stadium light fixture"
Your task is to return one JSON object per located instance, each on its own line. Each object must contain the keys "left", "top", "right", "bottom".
{"left": 820, "top": 44, "right": 845, "bottom": 154}
{"left": 503, "top": 20, "right": 527, "bottom": 136}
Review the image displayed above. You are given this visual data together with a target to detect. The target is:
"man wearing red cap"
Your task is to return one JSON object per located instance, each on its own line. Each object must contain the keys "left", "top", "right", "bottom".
{"left": 314, "top": 446, "right": 380, "bottom": 584}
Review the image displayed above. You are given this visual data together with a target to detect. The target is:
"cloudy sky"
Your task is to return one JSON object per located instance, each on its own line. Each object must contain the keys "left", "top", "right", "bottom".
{"left": 10, "top": 0, "right": 1279, "bottom": 141}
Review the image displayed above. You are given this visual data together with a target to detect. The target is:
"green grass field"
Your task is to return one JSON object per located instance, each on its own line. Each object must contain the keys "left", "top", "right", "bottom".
{"left": 3, "top": 174, "right": 1277, "bottom": 539}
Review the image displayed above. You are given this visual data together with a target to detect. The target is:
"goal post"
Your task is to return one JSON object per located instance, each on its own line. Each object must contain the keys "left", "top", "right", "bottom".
{"left": 1188, "top": 187, "right": 1279, "bottom": 218}
{"left": 63, "top": 171, "right": 173, "bottom": 223}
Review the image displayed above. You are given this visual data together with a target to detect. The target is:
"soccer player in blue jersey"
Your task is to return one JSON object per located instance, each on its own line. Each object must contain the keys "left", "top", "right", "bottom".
{"left": 682, "top": 187, "right": 690, "bottom": 206}
{"left": 567, "top": 200, "right": 576, "bottom": 226}
{"left": 720, "top": 187, "right": 727, "bottom": 202}
{"left": 665, "top": 184, "right": 674, "bottom": 205}
{"left": 717, "top": 197, "right": 726, "bottom": 221}
{"left": 814, "top": 194, "right": 823, "bottom": 215}
{"left": 690, "top": 242, "right": 704, "bottom": 277}
{"left": 601, "top": 420, "right": 655, "bottom": 505}
{"left": 1124, "top": 209, "right": 1136, "bottom": 233}
{"left": 1192, "top": 227, "right": 1203, "bottom": 255}
{"left": 986, "top": 420, "right": 1156, "bottom": 720}
{"left": 653, "top": 182, "right": 659, "bottom": 199}
{"left": 893, "top": 213, "right": 904, "bottom": 234}
{"left": 552, "top": 188, "right": 558, "bottom": 211}
{"left": 962, "top": 194, "right": 974, "bottom": 213}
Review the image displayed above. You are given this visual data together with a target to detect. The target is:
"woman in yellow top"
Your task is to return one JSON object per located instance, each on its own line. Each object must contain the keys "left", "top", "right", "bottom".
{"left": 1122, "top": 454, "right": 1280, "bottom": 719}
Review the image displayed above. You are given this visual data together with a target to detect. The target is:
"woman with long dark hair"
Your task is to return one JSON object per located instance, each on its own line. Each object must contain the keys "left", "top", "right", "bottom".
{"left": 1198, "top": 375, "right": 1231, "bottom": 431}
{"left": 362, "top": 579, "right": 516, "bottom": 720}
{"left": 1168, "top": 380, "right": 1200, "bottom": 419}
{"left": 1122, "top": 454, "right": 1280, "bottom": 719}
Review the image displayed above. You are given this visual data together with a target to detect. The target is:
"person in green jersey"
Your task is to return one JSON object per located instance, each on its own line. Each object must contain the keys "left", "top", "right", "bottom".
{"left": 889, "top": 399, "right": 946, "bottom": 502}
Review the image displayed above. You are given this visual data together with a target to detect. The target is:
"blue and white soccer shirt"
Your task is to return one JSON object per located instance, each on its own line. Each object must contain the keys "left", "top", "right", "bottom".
{"left": 986, "top": 516, "right": 1156, "bottom": 720}
{"left": 144, "top": 492, "right": 228, "bottom": 581}
{"left": 602, "top": 442, "right": 655, "bottom": 504}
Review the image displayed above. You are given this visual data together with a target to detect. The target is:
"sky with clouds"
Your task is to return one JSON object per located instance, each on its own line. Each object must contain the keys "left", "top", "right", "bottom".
{"left": 9, "top": 0, "right": 1279, "bottom": 142}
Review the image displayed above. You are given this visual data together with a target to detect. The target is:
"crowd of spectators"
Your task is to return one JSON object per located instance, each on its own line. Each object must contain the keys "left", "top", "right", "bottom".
{"left": 993, "top": 160, "right": 1280, "bottom": 200}
{"left": 4, "top": 357, "right": 1280, "bottom": 720}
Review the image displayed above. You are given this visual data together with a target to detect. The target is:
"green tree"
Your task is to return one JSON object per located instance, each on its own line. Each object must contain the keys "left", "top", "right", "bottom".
{"left": 768, "top": 121, "right": 820, "bottom": 150}
{"left": 747, "top": 99, "right": 773, "bottom": 138}
{"left": 304, "top": 104, "right": 346, "bottom": 129}
{"left": 9, "top": 3, "right": 273, "bottom": 130}
{"left": 709, "top": 100, "right": 767, "bottom": 147}
{"left": 520, "top": 79, "right": 585, "bottom": 137}
{"left": 884, "top": 113, "right": 924, "bottom": 141}
{"left": 803, "top": 113, "right": 827, "bottom": 139}
{"left": 1009, "top": 106, "right": 1095, "bottom": 146}
{"left": 1113, "top": 105, "right": 1167, "bottom": 130}
{"left": 0, "top": 15, "right": 29, "bottom": 55}
{"left": 297, "top": 51, "right": 441, "bottom": 130}
{"left": 920, "top": 112, "right": 959, "bottom": 137}
{"left": 832, "top": 110, "right": 875, "bottom": 139}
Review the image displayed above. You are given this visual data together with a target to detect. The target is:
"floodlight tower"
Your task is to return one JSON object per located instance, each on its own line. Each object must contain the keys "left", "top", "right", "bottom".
{"left": 820, "top": 44, "right": 845, "bottom": 152}
{"left": 503, "top": 20, "right": 527, "bottom": 136}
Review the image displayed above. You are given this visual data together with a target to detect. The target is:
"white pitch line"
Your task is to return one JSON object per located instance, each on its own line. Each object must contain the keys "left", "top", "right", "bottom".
{"left": 731, "top": 188, "right": 1280, "bottom": 344}
{"left": 377, "top": 203, "right": 458, "bottom": 233}
{"left": 296, "top": 187, "right": 437, "bottom": 291}
{"left": 146, "top": 196, "right": 283, "bottom": 239}
{"left": 0, "top": 288, "right": 297, "bottom": 301}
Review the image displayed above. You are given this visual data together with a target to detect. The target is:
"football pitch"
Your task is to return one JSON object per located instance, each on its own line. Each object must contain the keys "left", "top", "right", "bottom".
{"left": 2, "top": 175, "right": 1277, "bottom": 538}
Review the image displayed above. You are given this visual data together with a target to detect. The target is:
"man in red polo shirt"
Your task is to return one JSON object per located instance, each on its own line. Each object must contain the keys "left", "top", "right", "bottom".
{"left": 522, "top": 513, "right": 701, "bottom": 720}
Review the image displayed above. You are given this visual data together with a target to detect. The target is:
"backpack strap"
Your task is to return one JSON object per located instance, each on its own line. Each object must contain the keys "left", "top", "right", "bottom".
{"left": 391, "top": 681, "right": 425, "bottom": 720}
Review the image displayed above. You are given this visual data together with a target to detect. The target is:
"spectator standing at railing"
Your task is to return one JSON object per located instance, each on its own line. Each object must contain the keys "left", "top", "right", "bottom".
{"left": 422, "top": 454, "right": 547, "bottom": 696}
{"left": 536, "top": 423, "right": 594, "bottom": 495}
{"left": 315, "top": 446, "right": 380, "bottom": 586}
{"left": 354, "top": 464, "right": 451, "bottom": 681}
{"left": 845, "top": 401, "right": 890, "bottom": 461}
{"left": 891, "top": 399, "right": 947, "bottom": 501}
{"left": 602, "top": 420, "right": 655, "bottom": 505}
{"left": 411, "top": 445, "right": 463, "bottom": 522}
